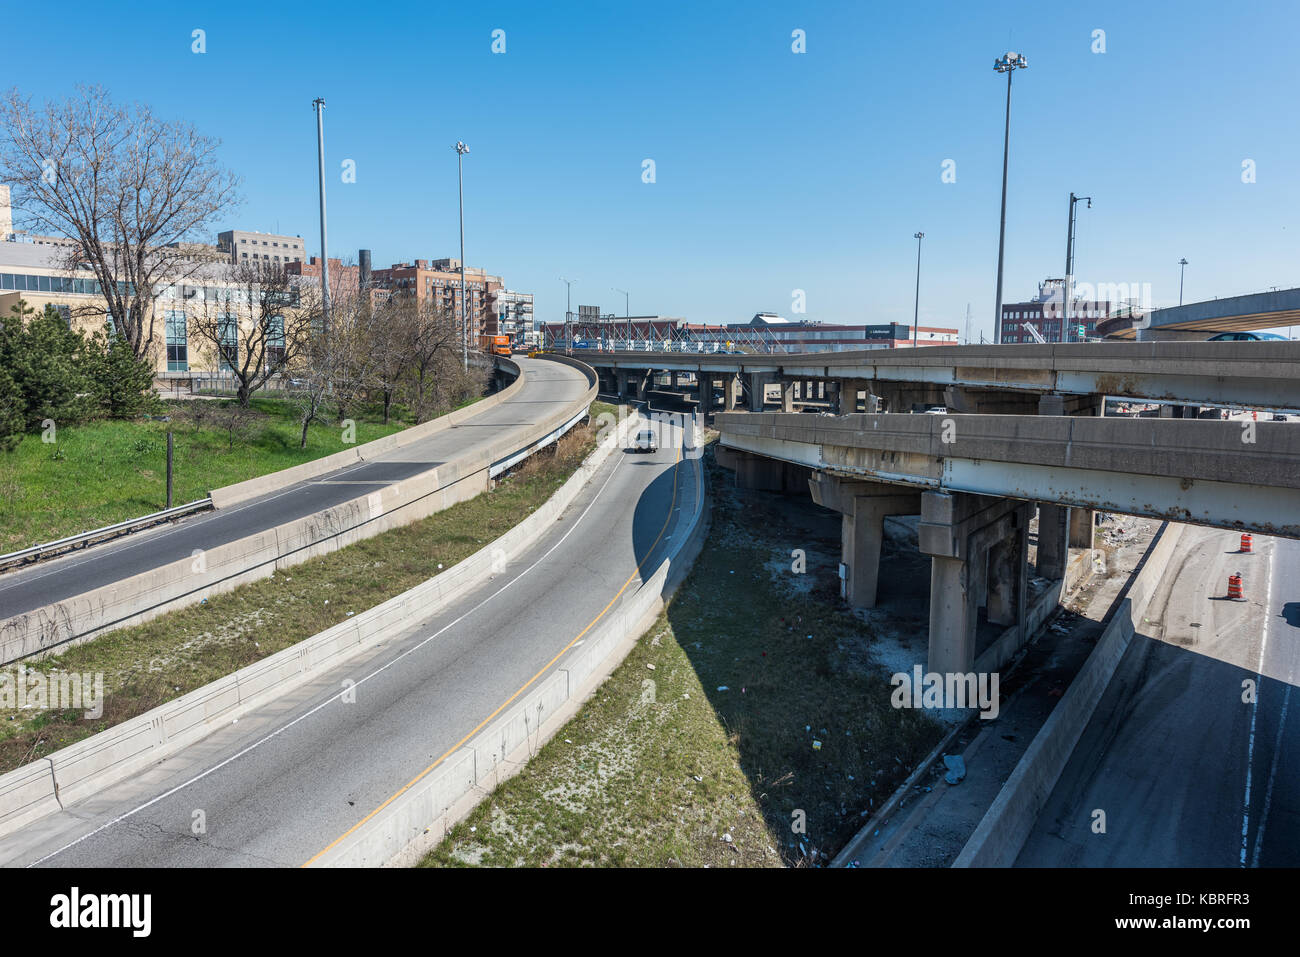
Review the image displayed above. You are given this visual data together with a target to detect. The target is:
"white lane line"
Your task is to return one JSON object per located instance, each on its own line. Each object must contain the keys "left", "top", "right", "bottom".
{"left": 1239, "top": 537, "right": 1276, "bottom": 867}
{"left": 26, "top": 433, "right": 661, "bottom": 867}
{"left": 1249, "top": 539, "right": 1293, "bottom": 868}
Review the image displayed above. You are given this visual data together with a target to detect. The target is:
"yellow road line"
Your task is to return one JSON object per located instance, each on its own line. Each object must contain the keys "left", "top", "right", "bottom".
{"left": 302, "top": 440, "right": 685, "bottom": 866}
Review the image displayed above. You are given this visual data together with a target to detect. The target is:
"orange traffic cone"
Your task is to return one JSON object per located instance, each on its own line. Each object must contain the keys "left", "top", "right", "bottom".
{"left": 1227, "top": 574, "right": 1244, "bottom": 600}
{"left": 1240, "top": 533, "right": 1253, "bottom": 553}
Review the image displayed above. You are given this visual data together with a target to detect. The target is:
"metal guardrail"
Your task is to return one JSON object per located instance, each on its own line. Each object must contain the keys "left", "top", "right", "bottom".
{"left": 0, "top": 498, "right": 214, "bottom": 572}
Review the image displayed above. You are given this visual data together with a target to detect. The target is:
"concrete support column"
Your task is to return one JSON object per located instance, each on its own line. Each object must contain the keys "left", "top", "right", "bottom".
{"left": 986, "top": 526, "right": 1025, "bottom": 626}
{"left": 809, "top": 474, "right": 921, "bottom": 608}
{"left": 747, "top": 372, "right": 769, "bottom": 412}
{"left": 780, "top": 378, "right": 795, "bottom": 413}
{"left": 670, "top": 370, "right": 680, "bottom": 389}
{"left": 839, "top": 378, "right": 868, "bottom": 414}
{"left": 1036, "top": 393, "right": 1069, "bottom": 579}
{"left": 635, "top": 370, "right": 649, "bottom": 402}
{"left": 919, "top": 490, "right": 1025, "bottom": 674}
{"left": 928, "top": 556, "right": 978, "bottom": 675}
{"left": 825, "top": 381, "right": 840, "bottom": 414}
{"left": 616, "top": 369, "right": 629, "bottom": 399}
{"left": 1069, "top": 507, "right": 1095, "bottom": 549}
{"left": 724, "top": 373, "right": 742, "bottom": 411}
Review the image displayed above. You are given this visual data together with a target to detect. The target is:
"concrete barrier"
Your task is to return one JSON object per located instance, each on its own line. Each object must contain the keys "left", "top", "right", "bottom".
{"left": 953, "top": 522, "right": 1186, "bottom": 867}
{"left": 208, "top": 357, "right": 524, "bottom": 510}
{"left": 313, "top": 424, "right": 709, "bottom": 867}
{"left": 0, "top": 357, "right": 599, "bottom": 665}
{"left": 0, "top": 403, "right": 635, "bottom": 842}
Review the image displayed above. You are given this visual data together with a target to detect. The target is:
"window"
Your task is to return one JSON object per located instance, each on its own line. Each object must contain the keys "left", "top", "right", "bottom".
{"left": 165, "top": 310, "right": 189, "bottom": 371}
{"left": 266, "top": 314, "right": 285, "bottom": 370}
{"left": 218, "top": 313, "right": 238, "bottom": 372}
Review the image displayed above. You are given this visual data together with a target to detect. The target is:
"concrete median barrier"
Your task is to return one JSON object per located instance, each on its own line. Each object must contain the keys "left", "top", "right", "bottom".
{"left": 953, "top": 521, "right": 1186, "bottom": 867}
{"left": 0, "top": 404, "right": 637, "bottom": 843}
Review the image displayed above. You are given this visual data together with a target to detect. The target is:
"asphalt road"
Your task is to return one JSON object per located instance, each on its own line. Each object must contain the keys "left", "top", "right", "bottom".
{"left": 0, "top": 413, "right": 699, "bottom": 867}
{"left": 1016, "top": 525, "right": 1300, "bottom": 866}
{"left": 0, "top": 357, "right": 590, "bottom": 623}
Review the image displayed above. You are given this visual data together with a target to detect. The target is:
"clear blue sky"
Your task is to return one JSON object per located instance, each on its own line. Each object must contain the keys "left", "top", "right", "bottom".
{"left": 13, "top": 0, "right": 1300, "bottom": 338}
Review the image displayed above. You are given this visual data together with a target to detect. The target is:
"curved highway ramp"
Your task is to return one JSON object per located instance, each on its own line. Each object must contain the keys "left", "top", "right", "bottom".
{"left": 0, "top": 356, "right": 593, "bottom": 664}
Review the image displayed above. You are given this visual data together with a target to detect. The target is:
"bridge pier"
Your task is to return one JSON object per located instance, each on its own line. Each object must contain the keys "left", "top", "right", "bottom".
{"left": 724, "top": 373, "right": 743, "bottom": 411}
{"left": 747, "top": 372, "right": 771, "bottom": 411}
{"left": 616, "top": 369, "right": 629, "bottom": 400}
{"left": 919, "top": 491, "right": 1029, "bottom": 674}
{"left": 809, "top": 474, "right": 921, "bottom": 607}
{"left": 780, "top": 379, "right": 795, "bottom": 413}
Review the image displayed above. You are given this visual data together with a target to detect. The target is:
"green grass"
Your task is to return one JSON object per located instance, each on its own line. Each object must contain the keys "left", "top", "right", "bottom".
{"left": 0, "top": 401, "right": 618, "bottom": 772}
{"left": 0, "top": 395, "right": 475, "bottom": 553}
{"left": 419, "top": 444, "right": 943, "bottom": 868}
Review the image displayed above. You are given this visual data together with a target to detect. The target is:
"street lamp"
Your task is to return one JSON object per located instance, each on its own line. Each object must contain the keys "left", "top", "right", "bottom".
{"left": 1178, "top": 258, "right": 1188, "bottom": 306}
{"left": 612, "top": 287, "right": 629, "bottom": 347}
{"left": 992, "top": 51, "right": 1027, "bottom": 345}
{"left": 313, "top": 98, "right": 330, "bottom": 335}
{"left": 560, "top": 277, "right": 577, "bottom": 353}
{"left": 912, "top": 232, "right": 924, "bottom": 347}
{"left": 1065, "top": 192, "right": 1091, "bottom": 342}
{"left": 455, "top": 141, "right": 470, "bottom": 370}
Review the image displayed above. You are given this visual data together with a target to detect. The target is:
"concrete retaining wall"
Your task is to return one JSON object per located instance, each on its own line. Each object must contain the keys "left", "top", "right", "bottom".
{"left": 0, "top": 402, "right": 633, "bottom": 842}
{"left": 953, "top": 522, "right": 1186, "bottom": 867}
{"left": 313, "top": 431, "right": 709, "bottom": 867}
{"left": 0, "top": 357, "right": 598, "bottom": 665}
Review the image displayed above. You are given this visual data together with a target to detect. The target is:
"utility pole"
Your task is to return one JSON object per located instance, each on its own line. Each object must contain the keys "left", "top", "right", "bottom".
{"left": 455, "top": 141, "right": 470, "bottom": 370}
{"left": 912, "top": 232, "right": 924, "bottom": 347}
{"left": 965, "top": 303, "right": 972, "bottom": 345}
{"left": 1178, "top": 258, "right": 1188, "bottom": 306}
{"left": 313, "top": 98, "right": 330, "bottom": 335}
{"left": 560, "top": 277, "right": 577, "bottom": 354}
{"left": 1065, "top": 192, "right": 1091, "bottom": 342}
{"left": 992, "top": 52, "right": 1027, "bottom": 344}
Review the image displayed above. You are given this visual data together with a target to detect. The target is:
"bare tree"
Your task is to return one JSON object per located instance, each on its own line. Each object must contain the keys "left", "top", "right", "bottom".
{"left": 403, "top": 297, "right": 473, "bottom": 422}
{"left": 0, "top": 85, "right": 241, "bottom": 360}
{"left": 369, "top": 294, "right": 419, "bottom": 424}
{"left": 189, "top": 261, "right": 318, "bottom": 405}
{"left": 287, "top": 289, "right": 376, "bottom": 449}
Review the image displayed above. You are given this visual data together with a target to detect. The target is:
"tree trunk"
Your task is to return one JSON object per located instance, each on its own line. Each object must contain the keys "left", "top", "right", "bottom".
{"left": 383, "top": 390, "right": 391, "bottom": 424}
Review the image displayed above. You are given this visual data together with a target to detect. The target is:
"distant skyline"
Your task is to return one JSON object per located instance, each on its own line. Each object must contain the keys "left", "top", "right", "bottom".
{"left": 8, "top": 0, "right": 1300, "bottom": 339}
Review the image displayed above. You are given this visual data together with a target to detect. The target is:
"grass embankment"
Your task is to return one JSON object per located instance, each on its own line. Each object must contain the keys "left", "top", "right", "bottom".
{"left": 0, "top": 401, "right": 618, "bottom": 774}
{"left": 0, "top": 395, "right": 440, "bottom": 553}
{"left": 420, "top": 445, "right": 943, "bottom": 868}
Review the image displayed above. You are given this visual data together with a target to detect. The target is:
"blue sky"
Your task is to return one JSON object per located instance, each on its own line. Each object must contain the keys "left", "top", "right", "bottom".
{"left": 11, "top": 0, "right": 1300, "bottom": 338}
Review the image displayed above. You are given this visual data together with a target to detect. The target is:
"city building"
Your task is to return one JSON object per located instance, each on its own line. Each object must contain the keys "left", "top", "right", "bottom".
{"left": 1000, "top": 278, "right": 1110, "bottom": 343}
{"left": 491, "top": 288, "right": 535, "bottom": 344}
{"left": 369, "top": 258, "right": 502, "bottom": 341}
{"left": 217, "top": 229, "right": 308, "bottom": 267}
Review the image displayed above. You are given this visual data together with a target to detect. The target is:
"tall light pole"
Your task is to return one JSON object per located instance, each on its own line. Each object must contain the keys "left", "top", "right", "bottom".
{"left": 612, "top": 287, "right": 629, "bottom": 346}
{"left": 1064, "top": 192, "right": 1091, "bottom": 342}
{"left": 1178, "top": 258, "right": 1188, "bottom": 306}
{"left": 313, "top": 98, "right": 331, "bottom": 335}
{"left": 992, "top": 51, "right": 1027, "bottom": 345}
{"left": 455, "top": 141, "right": 470, "bottom": 370}
{"left": 560, "top": 277, "right": 577, "bottom": 353}
{"left": 911, "top": 231, "right": 924, "bottom": 347}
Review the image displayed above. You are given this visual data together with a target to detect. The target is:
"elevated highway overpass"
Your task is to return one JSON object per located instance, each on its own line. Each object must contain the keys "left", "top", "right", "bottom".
{"left": 573, "top": 340, "right": 1300, "bottom": 412}
{"left": 712, "top": 409, "right": 1300, "bottom": 675}
{"left": 1098, "top": 287, "right": 1300, "bottom": 341}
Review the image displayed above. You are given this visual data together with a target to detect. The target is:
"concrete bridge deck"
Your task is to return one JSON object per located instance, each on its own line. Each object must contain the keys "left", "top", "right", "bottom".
{"left": 713, "top": 411, "right": 1300, "bottom": 538}
{"left": 575, "top": 340, "right": 1300, "bottom": 410}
